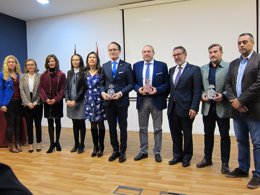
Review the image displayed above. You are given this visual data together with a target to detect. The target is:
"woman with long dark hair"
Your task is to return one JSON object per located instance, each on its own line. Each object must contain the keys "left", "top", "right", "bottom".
{"left": 65, "top": 54, "right": 86, "bottom": 154}
{"left": 85, "top": 51, "right": 106, "bottom": 157}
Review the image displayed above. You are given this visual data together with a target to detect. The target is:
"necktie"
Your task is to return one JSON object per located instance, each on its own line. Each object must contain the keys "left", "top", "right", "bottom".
{"left": 112, "top": 61, "right": 117, "bottom": 78}
{"left": 145, "top": 63, "right": 150, "bottom": 80}
{"left": 175, "top": 66, "right": 182, "bottom": 85}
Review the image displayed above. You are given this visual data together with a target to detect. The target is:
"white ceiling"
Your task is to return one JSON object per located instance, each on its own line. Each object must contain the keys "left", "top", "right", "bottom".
{"left": 0, "top": 0, "right": 151, "bottom": 21}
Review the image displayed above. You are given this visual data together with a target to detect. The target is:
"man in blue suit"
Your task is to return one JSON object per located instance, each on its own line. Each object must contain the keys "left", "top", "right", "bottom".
{"left": 100, "top": 41, "right": 134, "bottom": 163}
{"left": 168, "top": 46, "right": 202, "bottom": 167}
{"left": 133, "top": 45, "right": 168, "bottom": 163}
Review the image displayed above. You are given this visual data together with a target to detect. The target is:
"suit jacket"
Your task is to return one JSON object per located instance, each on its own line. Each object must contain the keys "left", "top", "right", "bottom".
{"left": 133, "top": 60, "right": 169, "bottom": 110}
{"left": 19, "top": 73, "right": 41, "bottom": 106}
{"left": 225, "top": 51, "right": 260, "bottom": 120}
{"left": 201, "top": 60, "right": 231, "bottom": 118}
{"left": 100, "top": 59, "right": 134, "bottom": 107}
{"left": 167, "top": 63, "right": 202, "bottom": 117}
{"left": 64, "top": 70, "right": 85, "bottom": 103}
{"left": 0, "top": 72, "right": 20, "bottom": 107}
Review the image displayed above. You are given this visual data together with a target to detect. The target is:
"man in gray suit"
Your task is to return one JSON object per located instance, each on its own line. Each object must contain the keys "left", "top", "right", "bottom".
{"left": 196, "top": 44, "right": 231, "bottom": 174}
{"left": 225, "top": 33, "right": 260, "bottom": 189}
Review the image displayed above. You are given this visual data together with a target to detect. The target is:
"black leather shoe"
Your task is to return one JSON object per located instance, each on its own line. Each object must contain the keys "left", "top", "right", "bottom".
{"left": 196, "top": 158, "right": 213, "bottom": 168}
{"left": 91, "top": 146, "right": 98, "bottom": 157}
{"left": 226, "top": 167, "right": 248, "bottom": 178}
{"left": 155, "top": 154, "right": 162, "bottom": 163}
{"left": 108, "top": 152, "right": 120, "bottom": 161}
{"left": 168, "top": 158, "right": 182, "bottom": 165}
{"left": 56, "top": 142, "right": 62, "bottom": 151}
{"left": 134, "top": 153, "right": 148, "bottom": 161}
{"left": 70, "top": 146, "right": 78, "bottom": 153}
{"left": 119, "top": 152, "right": 126, "bottom": 163}
{"left": 182, "top": 160, "right": 190, "bottom": 167}
{"left": 97, "top": 145, "right": 104, "bottom": 157}
{"left": 78, "top": 146, "right": 85, "bottom": 154}
{"left": 221, "top": 163, "right": 230, "bottom": 174}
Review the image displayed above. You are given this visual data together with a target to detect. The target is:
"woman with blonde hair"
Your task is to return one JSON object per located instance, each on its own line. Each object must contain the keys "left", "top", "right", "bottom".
{"left": 0, "top": 55, "right": 23, "bottom": 153}
{"left": 20, "top": 59, "right": 43, "bottom": 153}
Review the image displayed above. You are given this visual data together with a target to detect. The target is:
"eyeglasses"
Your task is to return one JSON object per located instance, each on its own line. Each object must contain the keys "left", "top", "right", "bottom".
{"left": 172, "top": 53, "right": 184, "bottom": 57}
{"left": 26, "top": 64, "right": 35, "bottom": 66}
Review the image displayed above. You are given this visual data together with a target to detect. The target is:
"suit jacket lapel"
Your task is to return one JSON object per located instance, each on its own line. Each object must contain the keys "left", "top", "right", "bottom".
{"left": 243, "top": 52, "right": 256, "bottom": 79}
{"left": 152, "top": 61, "right": 158, "bottom": 84}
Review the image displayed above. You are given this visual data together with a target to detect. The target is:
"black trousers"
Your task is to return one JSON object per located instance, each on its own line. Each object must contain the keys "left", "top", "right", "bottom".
{"left": 47, "top": 118, "right": 61, "bottom": 145}
{"left": 203, "top": 105, "right": 230, "bottom": 163}
{"left": 168, "top": 111, "right": 194, "bottom": 162}
{"left": 105, "top": 103, "right": 128, "bottom": 153}
{"left": 5, "top": 100, "right": 22, "bottom": 143}
{"left": 24, "top": 105, "right": 43, "bottom": 144}
{"left": 72, "top": 119, "right": 86, "bottom": 148}
{"left": 90, "top": 120, "right": 105, "bottom": 147}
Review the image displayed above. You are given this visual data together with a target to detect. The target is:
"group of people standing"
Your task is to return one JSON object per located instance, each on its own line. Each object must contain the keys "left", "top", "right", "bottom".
{"left": 0, "top": 33, "right": 259, "bottom": 189}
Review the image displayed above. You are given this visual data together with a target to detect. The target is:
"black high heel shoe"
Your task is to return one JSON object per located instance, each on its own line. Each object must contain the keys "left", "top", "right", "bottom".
{"left": 56, "top": 142, "right": 62, "bottom": 151}
{"left": 97, "top": 145, "right": 104, "bottom": 157}
{"left": 46, "top": 143, "right": 56, "bottom": 153}
{"left": 91, "top": 145, "right": 98, "bottom": 157}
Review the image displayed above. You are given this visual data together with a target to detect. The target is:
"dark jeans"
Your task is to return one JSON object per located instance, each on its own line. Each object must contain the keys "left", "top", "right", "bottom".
{"left": 5, "top": 100, "right": 22, "bottom": 143}
{"left": 24, "top": 105, "right": 43, "bottom": 144}
{"left": 203, "top": 105, "right": 230, "bottom": 163}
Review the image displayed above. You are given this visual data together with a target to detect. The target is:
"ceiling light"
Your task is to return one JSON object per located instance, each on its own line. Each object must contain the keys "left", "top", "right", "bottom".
{"left": 37, "top": 0, "right": 49, "bottom": 4}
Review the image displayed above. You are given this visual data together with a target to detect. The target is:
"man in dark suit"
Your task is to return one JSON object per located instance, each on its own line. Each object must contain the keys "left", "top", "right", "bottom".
{"left": 100, "top": 41, "right": 134, "bottom": 163}
{"left": 196, "top": 44, "right": 231, "bottom": 174}
{"left": 225, "top": 33, "right": 260, "bottom": 189}
{"left": 168, "top": 46, "right": 202, "bottom": 167}
{"left": 133, "top": 45, "right": 168, "bottom": 163}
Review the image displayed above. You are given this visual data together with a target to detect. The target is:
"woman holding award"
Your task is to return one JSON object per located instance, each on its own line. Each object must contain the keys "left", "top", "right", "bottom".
{"left": 84, "top": 51, "right": 106, "bottom": 157}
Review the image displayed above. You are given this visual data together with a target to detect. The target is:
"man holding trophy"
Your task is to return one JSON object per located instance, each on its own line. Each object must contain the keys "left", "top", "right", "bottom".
{"left": 100, "top": 41, "right": 134, "bottom": 163}
{"left": 133, "top": 45, "right": 169, "bottom": 163}
{"left": 196, "top": 44, "right": 231, "bottom": 174}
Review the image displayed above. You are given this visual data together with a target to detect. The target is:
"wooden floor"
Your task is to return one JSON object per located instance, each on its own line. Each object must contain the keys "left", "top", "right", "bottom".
{"left": 0, "top": 127, "right": 259, "bottom": 195}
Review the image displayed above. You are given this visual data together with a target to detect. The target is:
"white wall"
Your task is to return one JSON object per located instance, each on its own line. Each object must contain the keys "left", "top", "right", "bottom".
{"left": 26, "top": 0, "right": 258, "bottom": 135}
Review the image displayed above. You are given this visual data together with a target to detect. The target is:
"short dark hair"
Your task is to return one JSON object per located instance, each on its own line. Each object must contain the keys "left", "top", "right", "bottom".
{"left": 239, "top": 33, "right": 254, "bottom": 41}
{"left": 44, "top": 54, "right": 60, "bottom": 71}
{"left": 173, "top": 46, "right": 187, "bottom": 54}
{"left": 108, "top": 41, "right": 121, "bottom": 51}
{"left": 208, "top": 43, "right": 223, "bottom": 52}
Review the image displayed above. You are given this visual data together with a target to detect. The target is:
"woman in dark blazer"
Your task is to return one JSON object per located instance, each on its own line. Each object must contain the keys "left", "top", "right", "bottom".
{"left": 20, "top": 59, "right": 43, "bottom": 153}
{"left": 39, "top": 54, "right": 66, "bottom": 153}
{"left": 0, "top": 55, "right": 23, "bottom": 153}
{"left": 65, "top": 54, "right": 86, "bottom": 154}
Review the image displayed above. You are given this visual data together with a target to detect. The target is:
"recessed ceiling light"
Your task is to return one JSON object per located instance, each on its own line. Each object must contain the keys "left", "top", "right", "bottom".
{"left": 37, "top": 0, "right": 49, "bottom": 4}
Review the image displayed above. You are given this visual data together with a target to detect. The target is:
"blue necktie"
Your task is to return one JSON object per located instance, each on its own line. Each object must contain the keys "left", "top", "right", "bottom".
{"left": 145, "top": 63, "right": 150, "bottom": 80}
{"left": 112, "top": 61, "right": 117, "bottom": 78}
{"left": 175, "top": 66, "right": 182, "bottom": 85}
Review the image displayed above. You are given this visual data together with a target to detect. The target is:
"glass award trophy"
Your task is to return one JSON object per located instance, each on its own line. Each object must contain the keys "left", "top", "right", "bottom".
{"left": 107, "top": 84, "right": 115, "bottom": 97}
{"left": 207, "top": 84, "right": 216, "bottom": 100}
{"left": 144, "top": 79, "right": 153, "bottom": 94}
